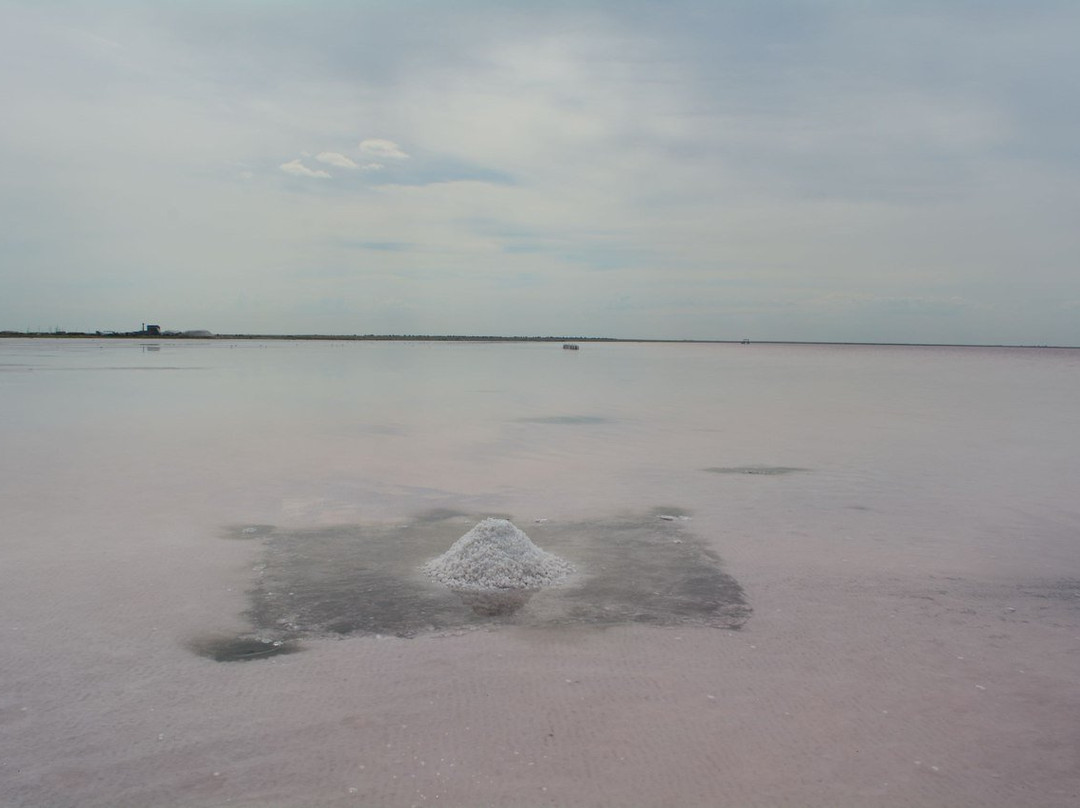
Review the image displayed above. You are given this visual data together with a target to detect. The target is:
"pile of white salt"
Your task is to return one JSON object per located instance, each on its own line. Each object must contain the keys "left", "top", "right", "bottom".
{"left": 423, "top": 518, "right": 574, "bottom": 591}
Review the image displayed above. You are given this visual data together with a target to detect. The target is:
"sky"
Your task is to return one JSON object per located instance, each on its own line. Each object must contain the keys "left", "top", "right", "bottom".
{"left": 2, "top": 1, "right": 1079, "bottom": 343}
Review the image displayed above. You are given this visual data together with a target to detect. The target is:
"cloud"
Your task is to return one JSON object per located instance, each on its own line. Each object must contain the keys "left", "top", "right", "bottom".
{"left": 315, "top": 152, "right": 359, "bottom": 169}
{"left": 359, "top": 138, "right": 408, "bottom": 159}
{"left": 3, "top": 2, "right": 1080, "bottom": 342}
{"left": 279, "top": 159, "right": 332, "bottom": 179}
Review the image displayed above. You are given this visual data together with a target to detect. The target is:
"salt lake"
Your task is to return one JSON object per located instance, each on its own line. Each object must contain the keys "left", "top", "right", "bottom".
{"left": 2, "top": 338, "right": 1079, "bottom": 807}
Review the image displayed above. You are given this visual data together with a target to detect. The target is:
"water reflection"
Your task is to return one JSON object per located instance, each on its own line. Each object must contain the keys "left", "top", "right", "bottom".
{"left": 452, "top": 587, "right": 537, "bottom": 616}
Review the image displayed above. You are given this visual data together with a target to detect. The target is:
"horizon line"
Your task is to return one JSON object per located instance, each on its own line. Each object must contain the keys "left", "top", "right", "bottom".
{"left": 2, "top": 330, "right": 1077, "bottom": 350}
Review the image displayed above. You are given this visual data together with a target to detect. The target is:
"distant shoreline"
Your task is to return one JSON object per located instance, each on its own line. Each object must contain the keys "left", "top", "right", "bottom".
{"left": 1, "top": 331, "right": 1076, "bottom": 349}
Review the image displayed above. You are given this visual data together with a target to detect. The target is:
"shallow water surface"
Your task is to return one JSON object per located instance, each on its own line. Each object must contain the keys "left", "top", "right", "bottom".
{"left": 3, "top": 338, "right": 1080, "bottom": 807}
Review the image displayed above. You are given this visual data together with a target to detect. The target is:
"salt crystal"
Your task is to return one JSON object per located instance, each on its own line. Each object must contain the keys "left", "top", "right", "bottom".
{"left": 423, "top": 519, "right": 573, "bottom": 591}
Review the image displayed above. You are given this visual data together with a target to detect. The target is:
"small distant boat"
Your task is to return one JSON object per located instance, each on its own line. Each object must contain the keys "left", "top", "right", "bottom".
{"left": 741, "top": 338, "right": 750, "bottom": 344}
{"left": 562, "top": 343, "right": 580, "bottom": 350}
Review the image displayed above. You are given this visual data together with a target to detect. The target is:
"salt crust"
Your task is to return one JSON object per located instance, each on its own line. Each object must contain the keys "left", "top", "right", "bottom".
{"left": 423, "top": 518, "right": 574, "bottom": 591}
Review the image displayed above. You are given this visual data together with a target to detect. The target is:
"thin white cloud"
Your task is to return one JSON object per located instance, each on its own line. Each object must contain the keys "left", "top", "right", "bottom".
{"left": 359, "top": 138, "right": 408, "bottom": 159}
{"left": 316, "top": 152, "right": 359, "bottom": 169}
{"left": 280, "top": 159, "right": 332, "bottom": 179}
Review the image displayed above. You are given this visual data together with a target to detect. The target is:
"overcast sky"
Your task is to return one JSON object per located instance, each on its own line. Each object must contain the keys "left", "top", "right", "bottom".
{"left": 3, "top": 1, "right": 1079, "bottom": 343}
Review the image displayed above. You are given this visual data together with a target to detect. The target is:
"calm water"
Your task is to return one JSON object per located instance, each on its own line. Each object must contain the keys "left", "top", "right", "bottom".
{"left": 4, "top": 338, "right": 1080, "bottom": 806}
{"left": 3, "top": 338, "right": 1080, "bottom": 561}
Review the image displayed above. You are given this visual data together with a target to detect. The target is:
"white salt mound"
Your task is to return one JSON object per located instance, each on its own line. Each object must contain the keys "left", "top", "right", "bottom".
{"left": 424, "top": 518, "right": 574, "bottom": 591}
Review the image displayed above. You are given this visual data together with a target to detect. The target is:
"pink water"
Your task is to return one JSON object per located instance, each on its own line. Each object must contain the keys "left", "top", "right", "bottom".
{"left": 2, "top": 339, "right": 1078, "bottom": 806}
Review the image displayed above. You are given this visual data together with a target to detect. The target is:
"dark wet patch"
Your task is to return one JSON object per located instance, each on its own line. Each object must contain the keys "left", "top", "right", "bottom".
{"left": 516, "top": 415, "right": 610, "bottom": 425}
{"left": 704, "top": 466, "right": 808, "bottom": 476}
{"left": 246, "top": 522, "right": 467, "bottom": 638}
{"left": 875, "top": 576, "right": 1080, "bottom": 630}
{"left": 1014, "top": 579, "right": 1080, "bottom": 605}
{"left": 541, "top": 516, "right": 749, "bottom": 629}
{"left": 202, "top": 512, "right": 750, "bottom": 654}
{"left": 650, "top": 505, "right": 692, "bottom": 519}
{"left": 412, "top": 507, "right": 471, "bottom": 523}
{"left": 223, "top": 524, "right": 276, "bottom": 540}
{"left": 189, "top": 635, "right": 300, "bottom": 662}
{"left": 411, "top": 507, "right": 509, "bottom": 524}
